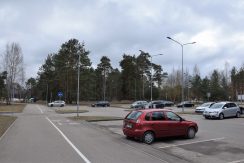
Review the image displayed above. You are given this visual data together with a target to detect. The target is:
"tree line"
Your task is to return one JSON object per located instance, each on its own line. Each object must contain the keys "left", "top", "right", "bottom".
{"left": 26, "top": 38, "right": 243, "bottom": 103}
{"left": 1, "top": 38, "right": 243, "bottom": 104}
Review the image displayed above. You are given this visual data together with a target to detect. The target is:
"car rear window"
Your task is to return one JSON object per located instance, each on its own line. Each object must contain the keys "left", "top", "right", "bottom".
{"left": 126, "top": 111, "right": 142, "bottom": 120}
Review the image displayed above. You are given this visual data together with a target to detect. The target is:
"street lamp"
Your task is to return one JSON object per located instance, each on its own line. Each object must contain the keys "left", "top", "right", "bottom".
{"left": 166, "top": 36, "right": 196, "bottom": 112}
{"left": 77, "top": 42, "right": 84, "bottom": 117}
{"left": 150, "top": 54, "right": 163, "bottom": 102}
{"left": 139, "top": 50, "right": 163, "bottom": 102}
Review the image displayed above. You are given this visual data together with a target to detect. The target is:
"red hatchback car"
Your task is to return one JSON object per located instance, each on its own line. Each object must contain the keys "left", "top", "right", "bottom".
{"left": 123, "top": 109, "right": 198, "bottom": 144}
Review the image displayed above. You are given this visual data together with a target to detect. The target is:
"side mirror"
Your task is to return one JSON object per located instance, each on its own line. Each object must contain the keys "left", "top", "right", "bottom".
{"left": 223, "top": 107, "right": 227, "bottom": 109}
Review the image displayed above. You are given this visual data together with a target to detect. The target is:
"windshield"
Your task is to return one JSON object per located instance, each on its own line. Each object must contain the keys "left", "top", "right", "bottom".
{"left": 201, "top": 103, "right": 212, "bottom": 107}
{"left": 210, "top": 103, "right": 224, "bottom": 109}
{"left": 126, "top": 111, "right": 142, "bottom": 120}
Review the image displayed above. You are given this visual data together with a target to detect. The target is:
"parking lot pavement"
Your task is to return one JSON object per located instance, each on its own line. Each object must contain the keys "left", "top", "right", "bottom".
{"left": 60, "top": 105, "right": 129, "bottom": 117}
{"left": 91, "top": 111, "right": 244, "bottom": 163}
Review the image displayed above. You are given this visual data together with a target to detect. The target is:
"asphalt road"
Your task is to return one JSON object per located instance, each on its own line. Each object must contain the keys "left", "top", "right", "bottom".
{"left": 0, "top": 104, "right": 188, "bottom": 163}
{"left": 1, "top": 104, "right": 244, "bottom": 163}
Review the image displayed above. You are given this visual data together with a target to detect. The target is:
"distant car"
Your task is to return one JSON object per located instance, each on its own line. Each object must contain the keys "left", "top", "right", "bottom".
{"left": 146, "top": 100, "right": 165, "bottom": 109}
{"left": 161, "top": 100, "right": 174, "bottom": 107}
{"left": 48, "top": 100, "right": 65, "bottom": 107}
{"left": 177, "top": 101, "right": 194, "bottom": 108}
{"left": 130, "top": 101, "right": 148, "bottom": 109}
{"left": 123, "top": 109, "right": 198, "bottom": 144}
{"left": 195, "top": 102, "right": 215, "bottom": 113}
{"left": 91, "top": 101, "right": 110, "bottom": 107}
{"left": 203, "top": 102, "right": 241, "bottom": 120}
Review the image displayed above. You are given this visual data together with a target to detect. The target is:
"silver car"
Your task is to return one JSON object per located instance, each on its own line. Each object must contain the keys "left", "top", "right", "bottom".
{"left": 130, "top": 101, "right": 148, "bottom": 109}
{"left": 195, "top": 102, "right": 215, "bottom": 113}
{"left": 203, "top": 102, "right": 241, "bottom": 120}
{"left": 48, "top": 100, "right": 65, "bottom": 107}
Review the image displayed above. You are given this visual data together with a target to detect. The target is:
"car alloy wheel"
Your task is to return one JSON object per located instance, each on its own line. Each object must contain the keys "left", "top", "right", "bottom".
{"left": 236, "top": 112, "right": 240, "bottom": 118}
{"left": 187, "top": 127, "right": 196, "bottom": 139}
{"left": 219, "top": 113, "right": 224, "bottom": 120}
{"left": 143, "top": 131, "right": 154, "bottom": 144}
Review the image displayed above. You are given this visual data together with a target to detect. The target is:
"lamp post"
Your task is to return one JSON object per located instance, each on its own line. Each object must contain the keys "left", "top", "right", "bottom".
{"left": 77, "top": 42, "right": 84, "bottom": 117}
{"left": 139, "top": 50, "right": 163, "bottom": 102}
{"left": 150, "top": 54, "right": 163, "bottom": 102}
{"left": 167, "top": 37, "right": 196, "bottom": 112}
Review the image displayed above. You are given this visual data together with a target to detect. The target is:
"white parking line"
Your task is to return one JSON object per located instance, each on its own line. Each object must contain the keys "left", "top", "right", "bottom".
{"left": 158, "top": 137, "right": 225, "bottom": 149}
{"left": 46, "top": 117, "right": 91, "bottom": 163}
{"left": 37, "top": 106, "right": 43, "bottom": 114}
{"left": 228, "top": 159, "right": 244, "bottom": 163}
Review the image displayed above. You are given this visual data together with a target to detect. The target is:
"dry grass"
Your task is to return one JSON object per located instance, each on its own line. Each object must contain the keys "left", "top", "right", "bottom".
{"left": 0, "top": 115, "right": 17, "bottom": 138}
{"left": 0, "top": 104, "right": 26, "bottom": 113}
{"left": 70, "top": 116, "right": 123, "bottom": 122}
{"left": 55, "top": 109, "right": 89, "bottom": 114}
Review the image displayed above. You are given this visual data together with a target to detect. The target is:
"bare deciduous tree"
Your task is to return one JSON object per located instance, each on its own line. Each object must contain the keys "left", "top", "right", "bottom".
{"left": 3, "top": 42, "right": 25, "bottom": 103}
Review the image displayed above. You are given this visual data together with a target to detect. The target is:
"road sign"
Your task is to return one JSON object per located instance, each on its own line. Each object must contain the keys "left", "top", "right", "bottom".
{"left": 58, "top": 91, "right": 63, "bottom": 97}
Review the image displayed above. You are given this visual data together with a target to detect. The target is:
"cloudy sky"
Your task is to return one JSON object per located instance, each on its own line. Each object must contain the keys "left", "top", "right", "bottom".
{"left": 0, "top": 0, "right": 244, "bottom": 79}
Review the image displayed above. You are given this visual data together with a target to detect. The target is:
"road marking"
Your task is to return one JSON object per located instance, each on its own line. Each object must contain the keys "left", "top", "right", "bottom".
{"left": 120, "top": 141, "right": 169, "bottom": 163}
{"left": 46, "top": 117, "right": 91, "bottom": 163}
{"left": 37, "top": 106, "right": 43, "bottom": 114}
{"left": 158, "top": 137, "right": 225, "bottom": 149}
{"left": 0, "top": 119, "right": 16, "bottom": 142}
{"left": 228, "top": 159, "right": 244, "bottom": 163}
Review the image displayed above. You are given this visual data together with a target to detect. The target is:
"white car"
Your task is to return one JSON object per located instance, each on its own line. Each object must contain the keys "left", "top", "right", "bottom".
{"left": 195, "top": 102, "right": 215, "bottom": 113}
{"left": 203, "top": 102, "right": 241, "bottom": 120}
{"left": 48, "top": 100, "right": 65, "bottom": 107}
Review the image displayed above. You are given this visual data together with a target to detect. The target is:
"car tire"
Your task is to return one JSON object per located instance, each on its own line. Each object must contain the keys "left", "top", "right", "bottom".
{"left": 236, "top": 112, "right": 241, "bottom": 118}
{"left": 51, "top": 104, "right": 53, "bottom": 107}
{"left": 61, "top": 105, "right": 64, "bottom": 107}
{"left": 219, "top": 113, "right": 224, "bottom": 120}
{"left": 187, "top": 127, "right": 196, "bottom": 139}
{"left": 204, "top": 116, "right": 209, "bottom": 119}
{"left": 143, "top": 131, "right": 154, "bottom": 144}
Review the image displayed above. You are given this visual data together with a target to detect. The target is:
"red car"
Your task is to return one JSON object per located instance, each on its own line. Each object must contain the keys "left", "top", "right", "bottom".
{"left": 123, "top": 109, "right": 198, "bottom": 144}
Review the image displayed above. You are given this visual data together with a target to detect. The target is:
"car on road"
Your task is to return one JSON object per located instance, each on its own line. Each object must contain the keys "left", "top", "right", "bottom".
{"left": 91, "top": 101, "right": 110, "bottom": 107}
{"left": 123, "top": 109, "right": 198, "bottom": 144}
{"left": 130, "top": 101, "right": 148, "bottom": 110}
{"left": 203, "top": 101, "right": 241, "bottom": 120}
{"left": 48, "top": 100, "right": 65, "bottom": 107}
{"left": 177, "top": 101, "right": 194, "bottom": 108}
{"left": 195, "top": 102, "right": 215, "bottom": 113}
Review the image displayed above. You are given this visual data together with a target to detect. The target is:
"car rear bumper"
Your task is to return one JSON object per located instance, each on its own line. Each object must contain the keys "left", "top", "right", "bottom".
{"left": 123, "top": 128, "right": 144, "bottom": 138}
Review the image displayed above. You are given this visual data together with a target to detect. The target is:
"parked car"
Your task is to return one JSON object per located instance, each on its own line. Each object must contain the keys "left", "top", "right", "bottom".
{"left": 195, "top": 102, "right": 215, "bottom": 113}
{"left": 130, "top": 101, "right": 148, "bottom": 109}
{"left": 162, "top": 100, "right": 174, "bottom": 107}
{"left": 146, "top": 100, "right": 165, "bottom": 109}
{"left": 203, "top": 102, "right": 241, "bottom": 120}
{"left": 48, "top": 100, "right": 65, "bottom": 107}
{"left": 123, "top": 109, "right": 198, "bottom": 144}
{"left": 177, "top": 101, "right": 194, "bottom": 108}
{"left": 91, "top": 101, "right": 110, "bottom": 107}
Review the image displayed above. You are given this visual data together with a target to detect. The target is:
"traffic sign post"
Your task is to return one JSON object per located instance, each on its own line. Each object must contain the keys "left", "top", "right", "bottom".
{"left": 58, "top": 91, "right": 63, "bottom": 100}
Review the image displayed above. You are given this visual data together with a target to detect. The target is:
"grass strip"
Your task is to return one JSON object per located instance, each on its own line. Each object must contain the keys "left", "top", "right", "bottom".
{"left": 55, "top": 109, "right": 89, "bottom": 114}
{"left": 69, "top": 116, "right": 123, "bottom": 122}
{"left": 0, "top": 115, "right": 17, "bottom": 138}
{"left": 0, "top": 104, "right": 26, "bottom": 113}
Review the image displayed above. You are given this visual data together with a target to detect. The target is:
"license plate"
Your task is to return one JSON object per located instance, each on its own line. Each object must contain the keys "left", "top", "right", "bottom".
{"left": 126, "top": 123, "right": 132, "bottom": 128}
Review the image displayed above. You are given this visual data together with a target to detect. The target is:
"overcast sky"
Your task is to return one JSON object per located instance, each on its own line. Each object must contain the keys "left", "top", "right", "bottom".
{"left": 0, "top": 0, "right": 244, "bottom": 79}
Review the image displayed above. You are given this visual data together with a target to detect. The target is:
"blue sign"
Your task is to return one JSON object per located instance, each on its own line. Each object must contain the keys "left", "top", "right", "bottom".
{"left": 58, "top": 91, "right": 63, "bottom": 97}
